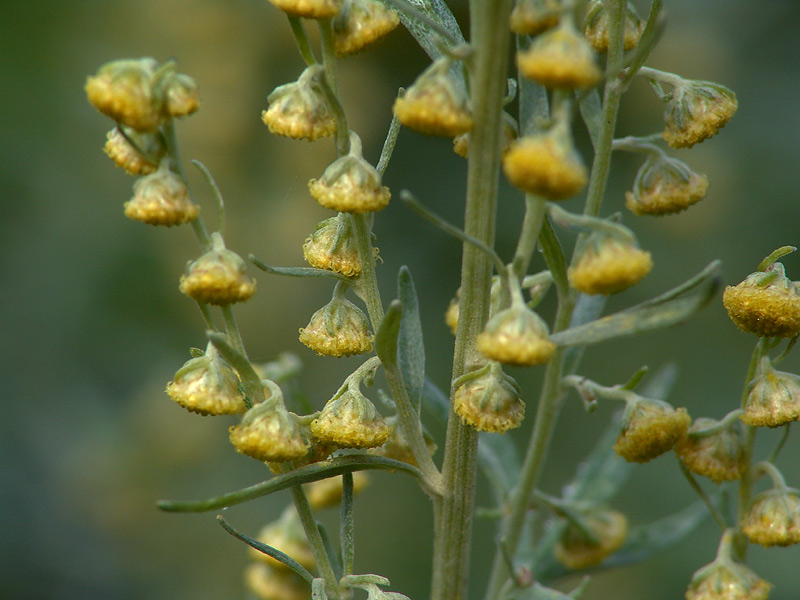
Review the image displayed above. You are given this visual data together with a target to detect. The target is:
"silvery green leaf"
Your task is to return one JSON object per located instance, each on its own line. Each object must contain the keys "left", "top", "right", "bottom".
{"left": 397, "top": 267, "right": 425, "bottom": 413}
{"left": 375, "top": 299, "right": 403, "bottom": 371}
{"left": 550, "top": 260, "right": 721, "bottom": 348}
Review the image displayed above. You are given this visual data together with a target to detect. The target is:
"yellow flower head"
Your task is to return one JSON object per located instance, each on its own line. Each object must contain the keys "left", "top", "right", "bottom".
{"left": 614, "top": 396, "right": 691, "bottom": 463}
{"left": 179, "top": 233, "right": 256, "bottom": 305}
{"left": 454, "top": 362, "right": 525, "bottom": 433}
{"left": 125, "top": 161, "right": 198, "bottom": 226}
{"left": 333, "top": 0, "right": 399, "bottom": 56}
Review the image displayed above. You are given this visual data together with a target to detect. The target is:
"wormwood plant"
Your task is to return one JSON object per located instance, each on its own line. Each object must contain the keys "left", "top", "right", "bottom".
{"left": 85, "top": 1, "right": 800, "bottom": 599}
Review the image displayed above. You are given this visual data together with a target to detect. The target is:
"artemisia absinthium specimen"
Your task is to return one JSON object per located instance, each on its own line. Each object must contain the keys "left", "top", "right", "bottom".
{"left": 83, "top": 1, "right": 799, "bottom": 600}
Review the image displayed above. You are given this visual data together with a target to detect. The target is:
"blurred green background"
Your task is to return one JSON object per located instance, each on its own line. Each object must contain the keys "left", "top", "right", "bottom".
{"left": 2, "top": 1, "right": 800, "bottom": 599}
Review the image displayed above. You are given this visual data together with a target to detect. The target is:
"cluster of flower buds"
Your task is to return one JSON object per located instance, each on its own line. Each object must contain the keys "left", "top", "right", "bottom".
{"left": 86, "top": 59, "right": 202, "bottom": 225}
{"left": 685, "top": 530, "right": 770, "bottom": 600}
{"left": 262, "top": 66, "right": 336, "bottom": 141}
{"left": 613, "top": 395, "right": 691, "bottom": 463}
{"left": 723, "top": 251, "right": 800, "bottom": 339}
{"left": 166, "top": 342, "right": 247, "bottom": 416}
{"left": 553, "top": 505, "right": 628, "bottom": 569}
{"left": 453, "top": 362, "right": 526, "bottom": 433}
{"left": 309, "top": 131, "right": 390, "bottom": 213}
{"left": 179, "top": 232, "right": 256, "bottom": 305}
{"left": 625, "top": 152, "right": 708, "bottom": 216}
{"left": 86, "top": 58, "right": 200, "bottom": 132}
{"left": 393, "top": 56, "right": 473, "bottom": 138}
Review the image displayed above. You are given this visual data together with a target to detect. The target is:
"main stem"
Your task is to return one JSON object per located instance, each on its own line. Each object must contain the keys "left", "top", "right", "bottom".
{"left": 430, "top": 0, "right": 513, "bottom": 598}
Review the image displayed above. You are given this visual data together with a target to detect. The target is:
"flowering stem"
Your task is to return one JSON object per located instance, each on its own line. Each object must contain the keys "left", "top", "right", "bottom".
{"left": 734, "top": 337, "right": 768, "bottom": 560}
{"left": 430, "top": 0, "right": 514, "bottom": 598}
{"left": 679, "top": 462, "right": 728, "bottom": 532}
{"left": 287, "top": 16, "right": 317, "bottom": 66}
{"left": 350, "top": 212, "right": 441, "bottom": 488}
{"left": 289, "top": 484, "right": 343, "bottom": 599}
{"left": 161, "top": 119, "right": 211, "bottom": 250}
{"left": 511, "top": 195, "right": 547, "bottom": 282}
{"left": 582, "top": 0, "right": 626, "bottom": 220}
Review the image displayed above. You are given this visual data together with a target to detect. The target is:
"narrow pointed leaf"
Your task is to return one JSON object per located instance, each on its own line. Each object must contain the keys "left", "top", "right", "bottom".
{"left": 550, "top": 260, "right": 721, "bottom": 348}
{"left": 157, "top": 455, "right": 429, "bottom": 513}
{"left": 397, "top": 267, "right": 425, "bottom": 413}
{"left": 217, "top": 516, "right": 314, "bottom": 583}
{"left": 375, "top": 299, "right": 403, "bottom": 371}
{"left": 422, "top": 377, "right": 450, "bottom": 423}
{"left": 250, "top": 256, "right": 347, "bottom": 281}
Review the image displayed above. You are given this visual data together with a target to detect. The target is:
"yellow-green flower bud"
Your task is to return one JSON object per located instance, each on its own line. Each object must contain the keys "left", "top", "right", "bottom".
{"left": 568, "top": 234, "right": 652, "bottom": 295}
{"left": 249, "top": 506, "right": 316, "bottom": 572}
{"left": 229, "top": 385, "right": 310, "bottom": 463}
{"left": 166, "top": 343, "right": 246, "bottom": 416}
{"left": 299, "top": 293, "right": 373, "bottom": 357}
{"left": 310, "top": 386, "right": 390, "bottom": 449}
{"left": 503, "top": 120, "right": 587, "bottom": 200}
{"left": 673, "top": 417, "right": 744, "bottom": 483}
{"left": 614, "top": 396, "right": 691, "bottom": 463}
{"left": 333, "top": 0, "right": 399, "bottom": 56}
{"left": 104, "top": 127, "right": 166, "bottom": 176}
{"left": 124, "top": 161, "right": 198, "bottom": 226}
{"left": 268, "top": 0, "right": 341, "bottom": 18}
{"left": 308, "top": 132, "right": 390, "bottom": 213}
{"left": 262, "top": 67, "right": 336, "bottom": 141}
{"left": 583, "top": 0, "right": 644, "bottom": 53}
{"left": 245, "top": 563, "right": 309, "bottom": 600}
{"left": 160, "top": 71, "right": 200, "bottom": 118}
{"left": 723, "top": 261, "right": 800, "bottom": 339}
{"left": 454, "top": 363, "right": 525, "bottom": 433}
{"left": 302, "top": 214, "right": 367, "bottom": 277}
{"left": 179, "top": 233, "right": 256, "bottom": 305}
{"left": 477, "top": 302, "right": 556, "bottom": 367}
{"left": 554, "top": 506, "right": 628, "bottom": 569}
{"left": 85, "top": 58, "right": 162, "bottom": 131}
{"left": 743, "top": 486, "right": 800, "bottom": 547}
{"left": 517, "top": 20, "right": 601, "bottom": 89}
{"left": 741, "top": 357, "right": 800, "bottom": 428}
{"left": 661, "top": 79, "right": 738, "bottom": 149}
{"left": 393, "top": 57, "right": 473, "bottom": 137}
{"left": 509, "top": 0, "right": 562, "bottom": 35}
{"left": 304, "top": 472, "right": 370, "bottom": 510}
{"left": 625, "top": 153, "right": 708, "bottom": 216}
{"left": 686, "top": 530, "right": 771, "bottom": 600}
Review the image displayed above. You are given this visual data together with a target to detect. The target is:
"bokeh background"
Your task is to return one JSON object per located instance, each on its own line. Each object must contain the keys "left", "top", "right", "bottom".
{"left": 2, "top": 1, "right": 800, "bottom": 599}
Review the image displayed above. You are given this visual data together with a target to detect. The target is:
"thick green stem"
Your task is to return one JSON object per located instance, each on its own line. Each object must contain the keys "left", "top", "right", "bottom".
{"left": 430, "top": 0, "right": 513, "bottom": 598}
